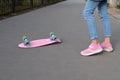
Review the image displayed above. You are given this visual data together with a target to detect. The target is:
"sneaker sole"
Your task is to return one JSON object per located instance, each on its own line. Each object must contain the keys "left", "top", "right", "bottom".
{"left": 103, "top": 48, "right": 113, "bottom": 52}
{"left": 80, "top": 49, "right": 103, "bottom": 56}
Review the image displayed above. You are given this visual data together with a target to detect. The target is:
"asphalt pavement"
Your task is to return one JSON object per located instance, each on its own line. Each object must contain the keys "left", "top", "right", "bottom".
{"left": 1, "top": 0, "right": 120, "bottom": 80}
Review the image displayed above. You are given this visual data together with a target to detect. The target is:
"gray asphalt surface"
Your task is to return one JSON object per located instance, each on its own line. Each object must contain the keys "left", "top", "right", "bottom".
{"left": 1, "top": 0, "right": 120, "bottom": 80}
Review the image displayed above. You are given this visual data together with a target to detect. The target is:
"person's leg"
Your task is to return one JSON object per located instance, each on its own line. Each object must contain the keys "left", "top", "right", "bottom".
{"left": 81, "top": 0, "right": 103, "bottom": 56}
{"left": 83, "top": 0, "right": 100, "bottom": 42}
{"left": 98, "top": 0, "right": 113, "bottom": 51}
{"left": 98, "top": 0, "right": 111, "bottom": 40}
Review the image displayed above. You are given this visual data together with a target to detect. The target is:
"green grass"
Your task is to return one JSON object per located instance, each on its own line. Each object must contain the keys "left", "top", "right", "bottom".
{"left": 117, "top": 5, "right": 120, "bottom": 9}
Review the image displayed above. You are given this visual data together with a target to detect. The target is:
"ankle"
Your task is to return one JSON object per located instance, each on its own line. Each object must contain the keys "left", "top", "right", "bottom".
{"left": 91, "top": 39, "right": 100, "bottom": 44}
{"left": 104, "top": 37, "right": 111, "bottom": 43}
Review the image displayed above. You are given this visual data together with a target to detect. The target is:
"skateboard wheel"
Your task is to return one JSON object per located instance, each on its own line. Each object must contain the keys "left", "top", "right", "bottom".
{"left": 22, "top": 36, "right": 30, "bottom": 45}
{"left": 50, "top": 32, "right": 57, "bottom": 40}
{"left": 50, "top": 32, "right": 54, "bottom": 37}
{"left": 50, "top": 35, "right": 57, "bottom": 41}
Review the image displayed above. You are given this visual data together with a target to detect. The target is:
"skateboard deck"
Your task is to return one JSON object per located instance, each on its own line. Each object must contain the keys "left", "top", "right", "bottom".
{"left": 18, "top": 38, "right": 61, "bottom": 48}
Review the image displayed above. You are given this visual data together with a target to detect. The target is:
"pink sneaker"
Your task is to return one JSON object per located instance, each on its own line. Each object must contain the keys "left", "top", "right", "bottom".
{"left": 80, "top": 43, "right": 103, "bottom": 56}
{"left": 101, "top": 42, "right": 113, "bottom": 52}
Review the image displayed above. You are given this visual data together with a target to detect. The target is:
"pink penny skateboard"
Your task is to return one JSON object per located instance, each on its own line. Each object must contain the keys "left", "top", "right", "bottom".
{"left": 18, "top": 38, "right": 61, "bottom": 48}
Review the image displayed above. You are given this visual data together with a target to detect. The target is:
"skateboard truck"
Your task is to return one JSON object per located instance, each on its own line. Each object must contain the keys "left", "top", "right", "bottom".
{"left": 22, "top": 36, "right": 30, "bottom": 45}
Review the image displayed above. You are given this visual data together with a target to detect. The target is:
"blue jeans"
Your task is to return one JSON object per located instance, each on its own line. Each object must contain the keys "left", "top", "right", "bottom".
{"left": 83, "top": 0, "right": 111, "bottom": 39}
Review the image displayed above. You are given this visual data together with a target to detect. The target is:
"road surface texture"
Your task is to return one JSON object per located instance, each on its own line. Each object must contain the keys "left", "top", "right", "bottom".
{"left": 1, "top": 0, "right": 120, "bottom": 80}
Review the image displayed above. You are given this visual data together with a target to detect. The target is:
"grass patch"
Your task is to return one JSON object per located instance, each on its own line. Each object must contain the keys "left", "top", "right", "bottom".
{"left": 117, "top": 5, "right": 120, "bottom": 9}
